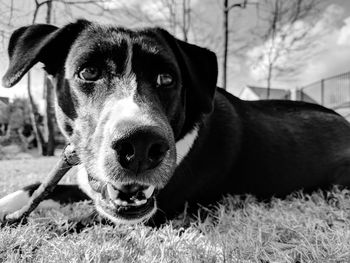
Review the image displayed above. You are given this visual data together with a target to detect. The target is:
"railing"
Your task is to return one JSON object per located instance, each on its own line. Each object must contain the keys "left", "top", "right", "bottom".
{"left": 300, "top": 71, "right": 350, "bottom": 110}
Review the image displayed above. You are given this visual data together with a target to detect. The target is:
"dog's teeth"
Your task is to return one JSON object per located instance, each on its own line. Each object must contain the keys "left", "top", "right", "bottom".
{"left": 107, "top": 184, "right": 119, "bottom": 200}
{"left": 143, "top": 185, "right": 155, "bottom": 199}
{"left": 134, "top": 199, "right": 147, "bottom": 206}
{"left": 113, "top": 199, "right": 128, "bottom": 206}
{"left": 113, "top": 199, "right": 124, "bottom": 206}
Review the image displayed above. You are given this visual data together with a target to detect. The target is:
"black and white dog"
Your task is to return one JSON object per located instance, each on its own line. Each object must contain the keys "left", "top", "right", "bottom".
{"left": 1, "top": 20, "right": 350, "bottom": 225}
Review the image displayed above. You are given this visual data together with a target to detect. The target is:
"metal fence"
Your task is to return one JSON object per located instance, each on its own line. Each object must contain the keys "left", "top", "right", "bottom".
{"left": 300, "top": 71, "right": 350, "bottom": 110}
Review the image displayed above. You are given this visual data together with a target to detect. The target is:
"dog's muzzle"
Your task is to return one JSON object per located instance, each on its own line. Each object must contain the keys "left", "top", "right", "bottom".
{"left": 89, "top": 126, "right": 172, "bottom": 222}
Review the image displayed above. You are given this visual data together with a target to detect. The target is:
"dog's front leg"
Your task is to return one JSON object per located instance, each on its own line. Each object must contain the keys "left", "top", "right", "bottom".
{"left": 0, "top": 189, "right": 32, "bottom": 222}
{"left": 0, "top": 144, "right": 80, "bottom": 225}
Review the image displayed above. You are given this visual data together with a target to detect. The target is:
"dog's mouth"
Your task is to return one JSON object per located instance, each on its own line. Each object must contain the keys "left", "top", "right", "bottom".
{"left": 88, "top": 175, "right": 157, "bottom": 222}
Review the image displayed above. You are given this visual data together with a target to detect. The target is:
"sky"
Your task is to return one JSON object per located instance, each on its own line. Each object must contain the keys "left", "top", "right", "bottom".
{"left": 232, "top": 0, "right": 350, "bottom": 94}
{"left": 0, "top": 0, "right": 350, "bottom": 102}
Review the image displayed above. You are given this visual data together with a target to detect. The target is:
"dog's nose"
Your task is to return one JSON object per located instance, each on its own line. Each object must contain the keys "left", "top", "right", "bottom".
{"left": 112, "top": 129, "right": 169, "bottom": 174}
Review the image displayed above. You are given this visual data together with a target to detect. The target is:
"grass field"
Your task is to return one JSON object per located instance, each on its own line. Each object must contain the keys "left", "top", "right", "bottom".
{"left": 1, "top": 156, "right": 350, "bottom": 262}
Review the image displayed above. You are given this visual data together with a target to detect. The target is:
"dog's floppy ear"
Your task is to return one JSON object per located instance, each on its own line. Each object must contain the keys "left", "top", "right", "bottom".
{"left": 156, "top": 29, "right": 218, "bottom": 114}
{"left": 2, "top": 20, "right": 88, "bottom": 88}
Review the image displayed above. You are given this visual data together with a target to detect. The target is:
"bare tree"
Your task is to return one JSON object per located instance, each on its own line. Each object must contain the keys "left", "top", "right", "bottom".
{"left": 166, "top": 0, "right": 192, "bottom": 41}
{"left": 27, "top": 0, "right": 50, "bottom": 155}
{"left": 181, "top": 0, "right": 191, "bottom": 42}
{"left": 252, "top": 0, "right": 324, "bottom": 98}
{"left": 222, "top": 0, "right": 249, "bottom": 90}
{"left": 109, "top": 0, "right": 194, "bottom": 42}
{"left": 44, "top": 0, "right": 55, "bottom": 156}
{"left": 25, "top": 0, "right": 56, "bottom": 156}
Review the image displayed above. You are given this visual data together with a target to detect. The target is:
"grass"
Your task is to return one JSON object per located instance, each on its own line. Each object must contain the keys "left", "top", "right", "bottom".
{"left": 1, "top": 156, "right": 350, "bottom": 262}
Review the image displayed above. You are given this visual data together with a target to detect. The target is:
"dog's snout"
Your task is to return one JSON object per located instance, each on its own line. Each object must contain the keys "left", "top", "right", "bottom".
{"left": 112, "top": 129, "right": 169, "bottom": 174}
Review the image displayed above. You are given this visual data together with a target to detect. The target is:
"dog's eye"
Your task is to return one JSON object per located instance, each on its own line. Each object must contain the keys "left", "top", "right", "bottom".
{"left": 156, "top": 73, "right": 173, "bottom": 87}
{"left": 78, "top": 67, "right": 100, "bottom": 81}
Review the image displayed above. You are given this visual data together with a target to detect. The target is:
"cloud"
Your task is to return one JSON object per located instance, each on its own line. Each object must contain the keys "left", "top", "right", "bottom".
{"left": 246, "top": 4, "right": 346, "bottom": 88}
{"left": 247, "top": 19, "right": 316, "bottom": 83}
{"left": 298, "top": 7, "right": 350, "bottom": 85}
{"left": 337, "top": 17, "right": 350, "bottom": 46}
{"left": 300, "top": 16, "right": 350, "bottom": 85}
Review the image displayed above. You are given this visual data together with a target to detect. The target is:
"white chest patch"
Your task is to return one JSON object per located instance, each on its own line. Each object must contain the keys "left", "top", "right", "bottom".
{"left": 175, "top": 126, "right": 199, "bottom": 165}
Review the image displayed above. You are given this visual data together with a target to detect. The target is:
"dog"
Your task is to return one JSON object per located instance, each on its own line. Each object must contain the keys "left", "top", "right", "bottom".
{"left": 1, "top": 19, "right": 350, "bottom": 226}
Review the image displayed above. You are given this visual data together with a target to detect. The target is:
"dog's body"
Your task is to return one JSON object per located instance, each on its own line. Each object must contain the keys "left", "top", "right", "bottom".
{"left": 1, "top": 20, "right": 350, "bottom": 225}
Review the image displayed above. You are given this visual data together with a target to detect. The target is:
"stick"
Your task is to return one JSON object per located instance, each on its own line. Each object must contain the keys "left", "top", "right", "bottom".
{"left": 3, "top": 144, "right": 79, "bottom": 225}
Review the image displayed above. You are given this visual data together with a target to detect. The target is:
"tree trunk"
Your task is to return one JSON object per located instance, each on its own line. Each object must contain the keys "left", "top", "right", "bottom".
{"left": 44, "top": 0, "right": 56, "bottom": 156}
{"left": 182, "top": 0, "right": 190, "bottom": 42}
{"left": 25, "top": 0, "right": 52, "bottom": 156}
{"left": 27, "top": 72, "right": 47, "bottom": 155}
{"left": 222, "top": 0, "right": 229, "bottom": 90}
{"left": 17, "top": 127, "right": 29, "bottom": 151}
{"left": 45, "top": 77, "right": 56, "bottom": 155}
{"left": 266, "top": 63, "right": 273, "bottom": 99}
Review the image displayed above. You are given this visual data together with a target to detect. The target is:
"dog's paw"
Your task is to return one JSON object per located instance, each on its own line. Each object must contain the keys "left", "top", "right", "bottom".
{"left": 0, "top": 190, "right": 30, "bottom": 223}
{"left": 0, "top": 211, "right": 8, "bottom": 223}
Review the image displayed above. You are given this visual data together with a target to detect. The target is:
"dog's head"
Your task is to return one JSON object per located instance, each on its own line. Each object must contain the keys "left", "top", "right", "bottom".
{"left": 2, "top": 20, "right": 217, "bottom": 224}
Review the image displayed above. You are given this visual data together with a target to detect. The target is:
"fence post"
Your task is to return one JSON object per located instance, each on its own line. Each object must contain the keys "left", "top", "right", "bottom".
{"left": 290, "top": 87, "right": 297, "bottom": 100}
{"left": 321, "top": 79, "right": 325, "bottom": 105}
